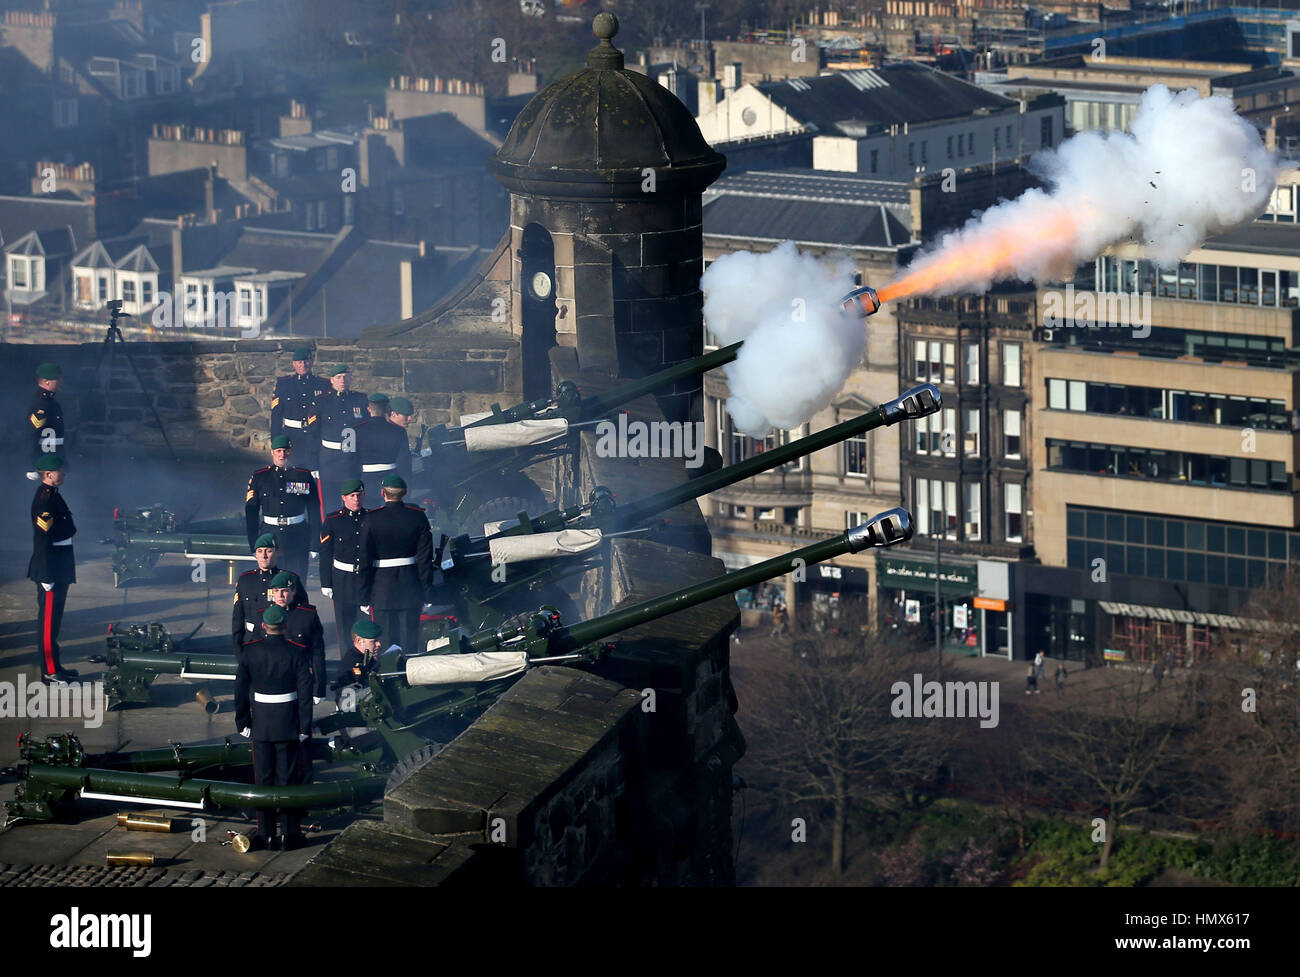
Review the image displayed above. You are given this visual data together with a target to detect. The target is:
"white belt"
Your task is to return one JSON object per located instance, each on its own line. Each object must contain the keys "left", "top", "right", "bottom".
{"left": 263, "top": 513, "right": 307, "bottom": 526}
{"left": 375, "top": 557, "right": 416, "bottom": 568}
{"left": 283, "top": 419, "right": 305, "bottom": 429}
{"left": 321, "top": 440, "right": 344, "bottom": 450}
{"left": 333, "top": 559, "right": 358, "bottom": 572}
{"left": 254, "top": 691, "right": 298, "bottom": 703}
{"left": 53, "top": 538, "right": 73, "bottom": 546}
{"left": 362, "top": 463, "right": 396, "bottom": 472}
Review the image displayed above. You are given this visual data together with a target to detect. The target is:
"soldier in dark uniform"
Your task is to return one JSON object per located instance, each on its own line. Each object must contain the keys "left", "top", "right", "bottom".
{"left": 245, "top": 435, "right": 320, "bottom": 584}
{"left": 235, "top": 604, "right": 313, "bottom": 851}
{"left": 355, "top": 393, "right": 410, "bottom": 482}
{"left": 315, "top": 364, "right": 368, "bottom": 508}
{"left": 270, "top": 345, "right": 327, "bottom": 476}
{"left": 386, "top": 396, "right": 416, "bottom": 482}
{"left": 232, "top": 533, "right": 302, "bottom": 655}
{"left": 28, "top": 455, "right": 78, "bottom": 683}
{"left": 263, "top": 571, "right": 327, "bottom": 703}
{"left": 339, "top": 617, "right": 384, "bottom": 689}
{"left": 359, "top": 474, "right": 433, "bottom": 656}
{"left": 319, "top": 478, "right": 368, "bottom": 666}
{"left": 27, "top": 362, "right": 65, "bottom": 480}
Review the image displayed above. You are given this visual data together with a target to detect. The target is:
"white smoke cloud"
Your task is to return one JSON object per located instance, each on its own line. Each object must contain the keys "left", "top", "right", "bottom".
{"left": 701, "top": 241, "right": 861, "bottom": 437}
{"left": 899, "top": 84, "right": 1280, "bottom": 294}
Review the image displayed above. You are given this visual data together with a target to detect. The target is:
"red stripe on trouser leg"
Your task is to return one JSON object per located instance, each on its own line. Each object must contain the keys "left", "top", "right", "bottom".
{"left": 41, "top": 589, "right": 55, "bottom": 675}
{"left": 316, "top": 475, "right": 325, "bottom": 524}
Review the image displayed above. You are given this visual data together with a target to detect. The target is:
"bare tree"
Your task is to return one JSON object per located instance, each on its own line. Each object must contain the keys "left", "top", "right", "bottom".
{"left": 740, "top": 620, "right": 953, "bottom": 876}
{"left": 1028, "top": 665, "right": 1199, "bottom": 870}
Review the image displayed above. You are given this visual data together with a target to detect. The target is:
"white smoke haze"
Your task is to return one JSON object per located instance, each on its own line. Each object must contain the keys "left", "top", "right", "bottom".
{"left": 701, "top": 240, "right": 861, "bottom": 437}
{"left": 898, "top": 84, "right": 1280, "bottom": 295}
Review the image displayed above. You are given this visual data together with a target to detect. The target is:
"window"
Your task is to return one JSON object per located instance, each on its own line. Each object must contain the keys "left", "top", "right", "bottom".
{"left": 9, "top": 257, "right": 27, "bottom": 289}
{"left": 942, "top": 343, "right": 955, "bottom": 384}
{"left": 1040, "top": 115, "right": 1053, "bottom": 146}
{"left": 845, "top": 431, "right": 869, "bottom": 476}
{"left": 913, "top": 339, "right": 928, "bottom": 381}
{"left": 1048, "top": 378, "right": 1067, "bottom": 410}
{"left": 846, "top": 510, "right": 871, "bottom": 529}
{"left": 941, "top": 408, "right": 956, "bottom": 457}
{"left": 946, "top": 135, "right": 953, "bottom": 158}
{"left": 76, "top": 273, "right": 92, "bottom": 304}
{"left": 121, "top": 70, "right": 142, "bottom": 98}
{"left": 1002, "top": 343, "right": 1021, "bottom": 386}
{"left": 869, "top": 149, "right": 879, "bottom": 174}
{"left": 157, "top": 66, "right": 177, "bottom": 94}
{"left": 1004, "top": 482, "right": 1023, "bottom": 542}
{"left": 315, "top": 152, "right": 328, "bottom": 172}
{"left": 275, "top": 155, "right": 290, "bottom": 178}
{"left": 915, "top": 477, "right": 957, "bottom": 538}
{"left": 964, "top": 482, "right": 981, "bottom": 540}
{"left": 963, "top": 408, "right": 980, "bottom": 455}
{"left": 1006, "top": 124, "right": 1013, "bottom": 146}
{"left": 98, "top": 276, "right": 108, "bottom": 301}
{"left": 957, "top": 133, "right": 964, "bottom": 157}
{"left": 921, "top": 140, "right": 928, "bottom": 163}
{"left": 967, "top": 132, "right": 974, "bottom": 155}
{"left": 239, "top": 287, "right": 252, "bottom": 318}
{"left": 53, "top": 97, "right": 77, "bottom": 128}
{"left": 326, "top": 147, "right": 339, "bottom": 170}
{"left": 908, "top": 142, "right": 915, "bottom": 166}
{"left": 141, "top": 280, "right": 152, "bottom": 305}
{"left": 343, "top": 194, "right": 355, "bottom": 225}
{"left": 963, "top": 343, "right": 979, "bottom": 383}
{"left": 994, "top": 126, "right": 1000, "bottom": 150}
{"left": 121, "top": 278, "right": 135, "bottom": 303}
{"left": 1003, "top": 408, "right": 1022, "bottom": 459}
{"left": 184, "top": 282, "right": 200, "bottom": 320}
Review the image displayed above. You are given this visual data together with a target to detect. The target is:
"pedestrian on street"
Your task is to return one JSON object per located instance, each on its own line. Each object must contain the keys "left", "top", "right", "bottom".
{"left": 1055, "top": 662, "right": 1067, "bottom": 695}
{"left": 1034, "top": 649, "right": 1045, "bottom": 683}
{"left": 1026, "top": 664, "right": 1038, "bottom": 695}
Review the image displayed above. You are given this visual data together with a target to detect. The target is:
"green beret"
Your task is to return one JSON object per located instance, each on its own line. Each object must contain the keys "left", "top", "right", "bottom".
{"left": 253, "top": 533, "right": 278, "bottom": 549}
{"left": 368, "top": 392, "right": 390, "bottom": 404}
{"left": 352, "top": 619, "right": 382, "bottom": 639}
{"left": 292, "top": 346, "right": 313, "bottom": 361}
{"left": 389, "top": 396, "right": 414, "bottom": 415}
{"left": 340, "top": 478, "right": 364, "bottom": 495}
{"left": 270, "top": 435, "right": 293, "bottom": 450}
{"left": 269, "top": 571, "right": 296, "bottom": 589}
{"left": 35, "top": 454, "right": 64, "bottom": 471}
{"left": 329, "top": 364, "right": 349, "bottom": 376}
{"left": 262, "top": 604, "right": 288, "bottom": 626}
{"left": 36, "top": 362, "right": 62, "bottom": 380}
{"left": 381, "top": 474, "right": 406, "bottom": 490}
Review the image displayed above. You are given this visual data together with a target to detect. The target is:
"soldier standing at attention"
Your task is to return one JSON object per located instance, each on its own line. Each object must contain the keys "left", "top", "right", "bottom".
{"left": 359, "top": 474, "right": 433, "bottom": 656}
{"left": 264, "top": 571, "right": 327, "bottom": 704}
{"left": 319, "top": 478, "right": 368, "bottom": 666}
{"left": 271, "top": 345, "right": 327, "bottom": 478}
{"left": 245, "top": 435, "right": 320, "bottom": 584}
{"left": 386, "top": 396, "right": 417, "bottom": 483}
{"left": 232, "top": 534, "right": 302, "bottom": 655}
{"left": 355, "top": 393, "right": 407, "bottom": 481}
{"left": 29, "top": 455, "right": 78, "bottom": 683}
{"left": 27, "top": 363, "right": 65, "bottom": 481}
{"left": 235, "top": 604, "right": 313, "bottom": 852}
{"left": 315, "top": 364, "right": 368, "bottom": 508}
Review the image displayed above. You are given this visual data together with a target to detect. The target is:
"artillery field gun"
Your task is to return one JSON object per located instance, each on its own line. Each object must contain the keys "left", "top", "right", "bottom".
{"left": 6, "top": 509, "right": 913, "bottom": 824}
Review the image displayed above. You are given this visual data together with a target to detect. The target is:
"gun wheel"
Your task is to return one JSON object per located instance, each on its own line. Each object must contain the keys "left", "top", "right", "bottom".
{"left": 463, "top": 496, "right": 536, "bottom": 537}
{"left": 385, "top": 742, "right": 446, "bottom": 791}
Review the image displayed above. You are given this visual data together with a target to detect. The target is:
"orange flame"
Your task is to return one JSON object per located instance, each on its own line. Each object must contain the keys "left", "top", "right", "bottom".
{"left": 876, "top": 199, "right": 1086, "bottom": 306}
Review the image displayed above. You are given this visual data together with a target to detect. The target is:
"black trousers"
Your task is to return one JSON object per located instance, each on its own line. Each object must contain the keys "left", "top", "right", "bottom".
{"left": 330, "top": 572, "right": 363, "bottom": 663}
{"left": 35, "top": 582, "right": 69, "bottom": 676}
{"left": 266, "top": 522, "right": 310, "bottom": 584}
{"left": 374, "top": 606, "right": 421, "bottom": 656}
{"left": 251, "top": 739, "right": 306, "bottom": 838}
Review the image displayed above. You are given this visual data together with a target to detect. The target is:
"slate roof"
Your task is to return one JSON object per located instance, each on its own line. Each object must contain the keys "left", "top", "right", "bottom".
{"left": 218, "top": 228, "right": 336, "bottom": 275}
{"left": 290, "top": 239, "right": 422, "bottom": 338}
{"left": 0, "top": 196, "right": 96, "bottom": 252}
{"left": 4, "top": 227, "right": 78, "bottom": 257}
{"left": 702, "top": 169, "right": 913, "bottom": 250}
{"left": 759, "top": 63, "right": 1014, "bottom": 134}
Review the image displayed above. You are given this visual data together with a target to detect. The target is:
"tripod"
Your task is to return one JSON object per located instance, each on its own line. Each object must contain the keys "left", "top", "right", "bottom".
{"left": 97, "top": 300, "right": 179, "bottom": 463}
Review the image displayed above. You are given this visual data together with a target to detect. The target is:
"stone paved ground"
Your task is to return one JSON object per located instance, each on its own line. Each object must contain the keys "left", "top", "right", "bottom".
{"left": 0, "top": 456, "right": 375, "bottom": 884}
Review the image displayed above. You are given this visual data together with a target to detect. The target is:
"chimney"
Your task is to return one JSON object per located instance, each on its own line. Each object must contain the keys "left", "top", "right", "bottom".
{"left": 723, "top": 62, "right": 742, "bottom": 91}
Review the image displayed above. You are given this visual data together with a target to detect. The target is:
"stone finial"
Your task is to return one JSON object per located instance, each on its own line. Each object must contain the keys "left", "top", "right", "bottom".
{"left": 587, "top": 11, "right": 623, "bottom": 70}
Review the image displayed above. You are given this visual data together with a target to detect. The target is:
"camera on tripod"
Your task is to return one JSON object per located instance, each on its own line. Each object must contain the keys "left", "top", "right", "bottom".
{"left": 106, "top": 299, "right": 124, "bottom": 314}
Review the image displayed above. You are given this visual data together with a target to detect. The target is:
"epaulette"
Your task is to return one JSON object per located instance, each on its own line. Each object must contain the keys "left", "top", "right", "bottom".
{"left": 243, "top": 638, "right": 264, "bottom": 647}
{"left": 286, "top": 638, "right": 307, "bottom": 648}
{"left": 251, "top": 466, "right": 272, "bottom": 474}
{"left": 238, "top": 568, "right": 260, "bottom": 578}
{"left": 404, "top": 504, "right": 424, "bottom": 511}
{"left": 292, "top": 467, "right": 314, "bottom": 475}
{"left": 297, "top": 603, "right": 315, "bottom": 611}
